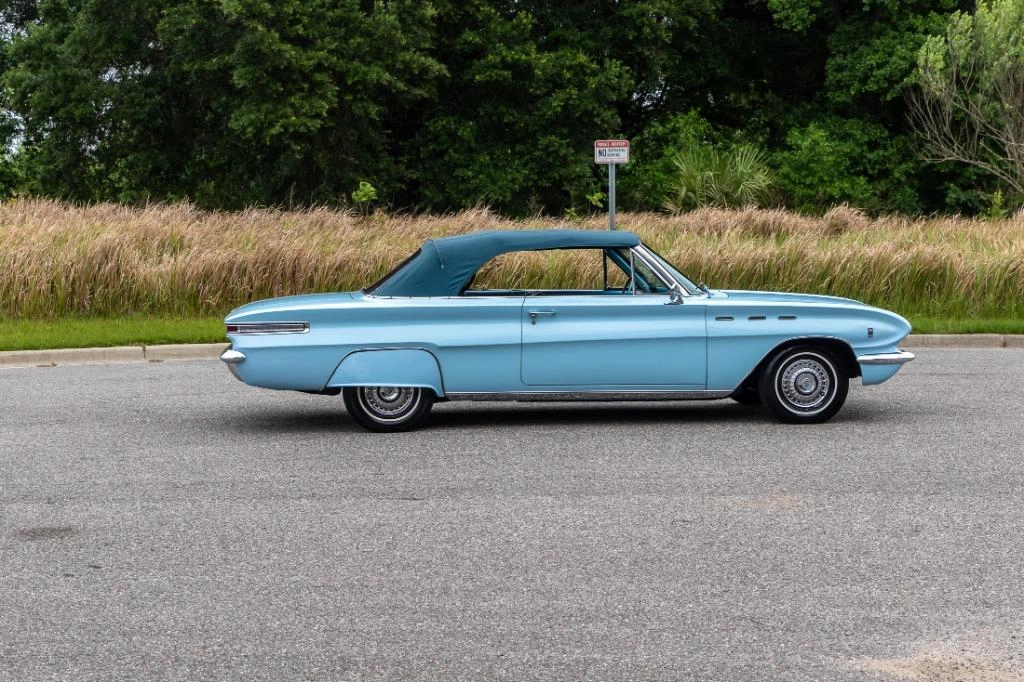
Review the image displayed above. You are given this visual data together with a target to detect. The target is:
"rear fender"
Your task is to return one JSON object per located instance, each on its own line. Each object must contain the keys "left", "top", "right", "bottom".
{"left": 327, "top": 349, "right": 445, "bottom": 397}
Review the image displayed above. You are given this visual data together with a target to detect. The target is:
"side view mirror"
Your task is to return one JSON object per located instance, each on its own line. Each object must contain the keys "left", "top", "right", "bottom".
{"left": 666, "top": 288, "right": 685, "bottom": 305}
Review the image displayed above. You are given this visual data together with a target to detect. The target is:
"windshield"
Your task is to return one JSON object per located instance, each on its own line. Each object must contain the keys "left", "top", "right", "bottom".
{"left": 640, "top": 243, "right": 704, "bottom": 295}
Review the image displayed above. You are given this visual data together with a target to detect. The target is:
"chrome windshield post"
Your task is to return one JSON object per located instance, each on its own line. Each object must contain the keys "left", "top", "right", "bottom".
{"left": 629, "top": 250, "right": 636, "bottom": 295}
{"left": 630, "top": 245, "right": 688, "bottom": 298}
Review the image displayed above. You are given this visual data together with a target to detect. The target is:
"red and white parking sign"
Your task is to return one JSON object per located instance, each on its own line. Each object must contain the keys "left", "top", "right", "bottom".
{"left": 594, "top": 139, "right": 630, "bottom": 164}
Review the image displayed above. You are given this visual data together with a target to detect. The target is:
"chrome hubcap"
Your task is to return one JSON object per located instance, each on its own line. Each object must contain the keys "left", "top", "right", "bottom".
{"left": 779, "top": 356, "right": 832, "bottom": 412}
{"left": 359, "top": 386, "right": 419, "bottom": 421}
{"left": 377, "top": 387, "right": 401, "bottom": 402}
{"left": 794, "top": 370, "right": 819, "bottom": 396}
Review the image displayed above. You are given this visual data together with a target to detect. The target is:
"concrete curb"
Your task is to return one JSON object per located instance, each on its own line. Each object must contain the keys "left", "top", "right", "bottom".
{"left": 0, "top": 337, "right": 1020, "bottom": 369}
{"left": 903, "top": 333, "right": 1023, "bottom": 348}
{"left": 0, "top": 343, "right": 228, "bottom": 368}
{"left": 144, "top": 343, "right": 230, "bottom": 362}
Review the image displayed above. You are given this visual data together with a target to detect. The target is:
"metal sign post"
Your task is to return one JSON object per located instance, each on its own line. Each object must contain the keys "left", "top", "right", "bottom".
{"left": 594, "top": 139, "right": 629, "bottom": 229}
{"left": 608, "top": 163, "right": 617, "bottom": 231}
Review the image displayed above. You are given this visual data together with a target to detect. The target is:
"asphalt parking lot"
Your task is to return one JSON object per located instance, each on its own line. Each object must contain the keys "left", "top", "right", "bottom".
{"left": 2, "top": 349, "right": 1023, "bottom": 680}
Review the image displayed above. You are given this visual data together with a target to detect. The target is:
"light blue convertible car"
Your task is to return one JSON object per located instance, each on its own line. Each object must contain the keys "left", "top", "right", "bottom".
{"left": 221, "top": 229, "right": 914, "bottom": 431}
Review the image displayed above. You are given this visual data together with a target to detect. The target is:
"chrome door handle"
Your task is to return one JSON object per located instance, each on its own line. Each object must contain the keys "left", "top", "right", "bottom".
{"left": 528, "top": 310, "right": 556, "bottom": 325}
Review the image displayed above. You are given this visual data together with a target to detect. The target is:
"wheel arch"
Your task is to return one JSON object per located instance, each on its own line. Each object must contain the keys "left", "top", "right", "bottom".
{"left": 326, "top": 348, "right": 445, "bottom": 397}
{"left": 735, "top": 337, "right": 860, "bottom": 393}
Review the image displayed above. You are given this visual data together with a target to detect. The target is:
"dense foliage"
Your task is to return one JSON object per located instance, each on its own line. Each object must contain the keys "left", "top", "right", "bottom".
{"left": 0, "top": 0, "right": 1015, "bottom": 215}
{"left": 909, "top": 0, "right": 1024, "bottom": 203}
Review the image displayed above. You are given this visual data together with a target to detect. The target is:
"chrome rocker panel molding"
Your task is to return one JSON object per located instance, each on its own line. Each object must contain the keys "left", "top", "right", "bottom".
{"left": 856, "top": 350, "right": 916, "bottom": 365}
{"left": 445, "top": 390, "right": 734, "bottom": 402}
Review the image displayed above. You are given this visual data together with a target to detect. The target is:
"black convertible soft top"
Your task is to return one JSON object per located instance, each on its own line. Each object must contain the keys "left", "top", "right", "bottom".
{"left": 368, "top": 229, "right": 641, "bottom": 297}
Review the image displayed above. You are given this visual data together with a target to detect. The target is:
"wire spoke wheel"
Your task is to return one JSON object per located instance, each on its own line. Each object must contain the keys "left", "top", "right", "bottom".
{"left": 343, "top": 386, "right": 434, "bottom": 432}
{"left": 759, "top": 347, "right": 849, "bottom": 423}
{"left": 359, "top": 386, "right": 419, "bottom": 420}
{"left": 778, "top": 357, "right": 832, "bottom": 412}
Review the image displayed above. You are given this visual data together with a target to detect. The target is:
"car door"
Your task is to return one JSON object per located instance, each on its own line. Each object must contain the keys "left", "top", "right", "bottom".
{"left": 521, "top": 293, "right": 707, "bottom": 388}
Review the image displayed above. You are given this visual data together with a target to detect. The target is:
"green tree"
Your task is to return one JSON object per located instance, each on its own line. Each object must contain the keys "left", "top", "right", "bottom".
{"left": 775, "top": 117, "right": 923, "bottom": 213}
{"left": 693, "top": 0, "right": 973, "bottom": 213}
{"left": 407, "top": 0, "right": 719, "bottom": 215}
{"left": 909, "top": 0, "right": 1024, "bottom": 201}
{"left": 0, "top": 0, "right": 997, "bottom": 215}
{"left": 1, "top": 0, "right": 443, "bottom": 207}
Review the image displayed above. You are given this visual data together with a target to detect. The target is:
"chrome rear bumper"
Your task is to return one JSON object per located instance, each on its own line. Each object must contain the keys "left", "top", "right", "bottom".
{"left": 220, "top": 348, "right": 246, "bottom": 364}
{"left": 220, "top": 348, "right": 246, "bottom": 381}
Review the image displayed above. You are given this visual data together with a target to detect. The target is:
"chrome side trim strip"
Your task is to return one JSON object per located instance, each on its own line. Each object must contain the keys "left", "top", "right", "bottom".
{"left": 226, "top": 322, "right": 310, "bottom": 335}
{"left": 857, "top": 350, "right": 916, "bottom": 366}
{"left": 446, "top": 390, "right": 733, "bottom": 402}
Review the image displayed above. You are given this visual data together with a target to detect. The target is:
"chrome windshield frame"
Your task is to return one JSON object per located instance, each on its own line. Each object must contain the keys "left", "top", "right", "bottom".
{"left": 631, "top": 244, "right": 690, "bottom": 297}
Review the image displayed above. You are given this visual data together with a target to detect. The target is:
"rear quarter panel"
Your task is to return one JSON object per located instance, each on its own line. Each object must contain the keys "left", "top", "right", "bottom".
{"left": 226, "top": 294, "right": 524, "bottom": 393}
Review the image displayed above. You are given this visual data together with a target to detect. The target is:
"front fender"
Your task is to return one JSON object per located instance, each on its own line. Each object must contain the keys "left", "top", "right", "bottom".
{"left": 326, "top": 349, "right": 445, "bottom": 397}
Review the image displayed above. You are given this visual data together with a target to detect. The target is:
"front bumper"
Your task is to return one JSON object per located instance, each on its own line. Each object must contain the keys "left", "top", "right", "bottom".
{"left": 857, "top": 350, "right": 916, "bottom": 365}
{"left": 856, "top": 349, "right": 915, "bottom": 385}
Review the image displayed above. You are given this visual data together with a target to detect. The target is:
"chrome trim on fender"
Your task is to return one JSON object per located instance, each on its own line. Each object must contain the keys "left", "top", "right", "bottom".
{"left": 857, "top": 350, "right": 916, "bottom": 366}
{"left": 446, "top": 390, "right": 733, "bottom": 402}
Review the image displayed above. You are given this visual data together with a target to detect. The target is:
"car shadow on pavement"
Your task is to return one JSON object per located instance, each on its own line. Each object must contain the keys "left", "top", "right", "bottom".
{"left": 209, "top": 406, "right": 366, "bottom": 434}
{"left": 209, "top": 398, "right": 896, "bottom": 434}
{"left": 424, "top": 398, "right": 903, "bottom": 430}
{"left": 425, "top": 401, "right": 768, "bottom": 428}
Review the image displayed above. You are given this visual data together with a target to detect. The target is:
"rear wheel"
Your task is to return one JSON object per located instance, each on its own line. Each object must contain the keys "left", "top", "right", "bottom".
{"left": 342, "top": 386, "right": 434, "bottom": 432}
{"left": 758, "top": 347, "right": 848, "bottom": 423}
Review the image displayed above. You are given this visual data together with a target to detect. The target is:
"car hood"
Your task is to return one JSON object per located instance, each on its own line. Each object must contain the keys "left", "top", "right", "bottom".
{"left": 711, "top": 289, "right": 867, "bottom": 307}
{"left": 226, "top": 292, "right": 356, "bottom": 320}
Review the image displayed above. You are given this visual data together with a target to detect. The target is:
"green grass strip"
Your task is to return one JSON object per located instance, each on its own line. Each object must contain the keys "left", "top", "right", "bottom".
{"left": 0, "top": 316, "right": 226, "bottom": 351}
{"left": 907, "top": 316, "right": 1024, "bottom": 334}
{"left": 1, "top": 314, "right": 1022, "bottom": 352}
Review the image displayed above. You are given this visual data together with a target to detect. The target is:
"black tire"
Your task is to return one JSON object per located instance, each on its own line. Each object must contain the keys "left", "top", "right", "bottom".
{"left": 342, "top": 386, "right": 434, "bottom": 433}
{"left": 730, "top": 385, "right": 762, "bottom": 405}
{"left": 758, "top": 346, "right": 848, "bottom": 424}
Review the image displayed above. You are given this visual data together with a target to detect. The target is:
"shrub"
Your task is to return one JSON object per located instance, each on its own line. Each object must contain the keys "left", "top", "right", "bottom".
{"left": 619, "top": 111, "right": 718, "bottom": 212}
{"left": 663, "top": 144, "right": 774, "bottom": 212}
{"left": 351, "top": 181, "right": 378, "bottom": 212}
{"left": 774, "top": 117, "right": 922, "bottom": 214}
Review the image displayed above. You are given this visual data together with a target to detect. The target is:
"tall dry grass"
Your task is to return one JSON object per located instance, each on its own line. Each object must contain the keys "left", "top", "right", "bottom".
{"left": 2, "top": 199, "right": 1023, "bottom": 319}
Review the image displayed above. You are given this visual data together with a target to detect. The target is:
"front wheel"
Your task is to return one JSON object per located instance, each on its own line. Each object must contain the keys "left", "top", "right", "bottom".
{"left": 758, "top": 347, "right": 848, "bottom": 424}
{"left": 342, "top": 386, "right": 434, "bottom": 432}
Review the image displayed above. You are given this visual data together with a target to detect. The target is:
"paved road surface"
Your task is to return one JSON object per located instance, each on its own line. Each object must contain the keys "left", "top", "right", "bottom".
{"left": 2, "top": 350, "right": 1023, "bottom": 680}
